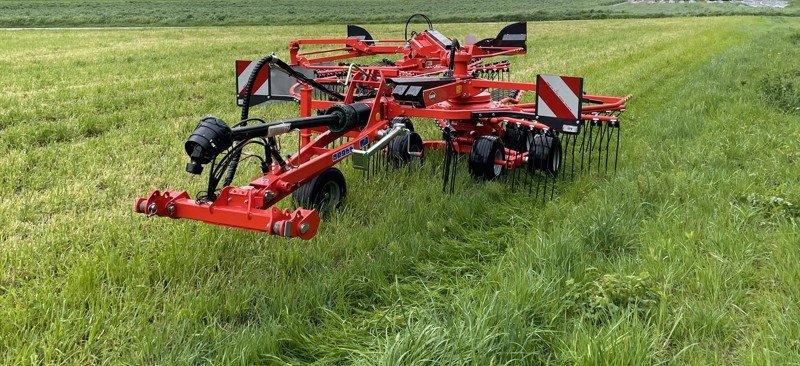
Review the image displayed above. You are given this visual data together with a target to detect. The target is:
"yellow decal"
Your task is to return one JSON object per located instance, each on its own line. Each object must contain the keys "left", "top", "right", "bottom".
{"left": 455, "top": 85, "right": 463, "bottom": 94}
{"left": 375, "top": 112, "right": 381, "bottom": 121}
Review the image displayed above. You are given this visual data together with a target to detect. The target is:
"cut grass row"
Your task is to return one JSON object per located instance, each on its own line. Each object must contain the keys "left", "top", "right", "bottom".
{"left": 0, "top": 0, "right": 798, "bottom": 28}
{"left": 1, "top": 16, "right": 799, "bottom": 364}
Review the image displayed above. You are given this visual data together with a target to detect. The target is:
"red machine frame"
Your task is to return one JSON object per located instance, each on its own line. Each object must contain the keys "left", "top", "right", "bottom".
{"left": 136, "top": 20, "right": 631, "bottom": 240}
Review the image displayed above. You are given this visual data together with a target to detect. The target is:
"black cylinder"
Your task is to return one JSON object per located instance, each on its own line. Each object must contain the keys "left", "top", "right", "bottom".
{"left": 326, "top": 103, "right": 371, "bottom": 133}
{"left": 185, "top": 116, "right": 232, "bottom": 165}
{"left": 230, "top": 114, "right": 339, "bottom": 141}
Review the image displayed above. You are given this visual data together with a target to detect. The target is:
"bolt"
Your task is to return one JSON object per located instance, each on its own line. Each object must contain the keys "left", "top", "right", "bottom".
{"left": 166, "top": 203, "right": 176, "bottom": 216}
{"left": 272, "top": 222, "right": 282, "bottom": 234}
{"left": 299, "top": 223, "right": 310, "bottom": 235}
{"left": 147, "top": 203, "right": 157, "bottom": 216}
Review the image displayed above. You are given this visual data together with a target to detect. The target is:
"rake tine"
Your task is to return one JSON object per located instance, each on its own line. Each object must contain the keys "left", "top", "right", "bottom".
{"left": 541, "top": 171, "right": 547, "bottom": 204}
{"left": 614, "top": 122, "right": 621, "bottom": 173}
{"left": 379, "top": 148, "right": 383, "bottom": 174}
{"left": 451, "top": 153, "right": 458, "bottom": 194}
{"left": 580, "top": 121, "right": 588, "bottom": 174}
{"left": 591, "top": 123, "right": 598, "bottom": 174}
{"left": 604, "top": 123, "right": 612, "bottom": 173}
{"left": 443, "top": 138, "right": 456, "bottom": 193}
{"left": 372, "top": 145, "right": 378, "bottom": 176}
{"left": 509, "top": 162, "right": 517, "bottom": 191}
{"left": 561, "top": 133, "right": 570, "bottom": 181}
{"left": 526, "top": 168, "right": 532, "bottom": 196}
{"left": 570, "top": 131, "right": 578, "bottom": 180}
{"left": 536, "top": 134, "right": 544, "bottom": 200}
{"left": 380, "top": 147, "right": 384, "bottom": 174}
{"left": 442, "top": 149, "right": 450, "bottom": 192}
{"left": 386, "top": 147, "right": 391, "bottom": 172}
{"left": 596, "top": 122, "right": 604, "bottom": 174}
{"left": 527, "top": 156, "right": 534, "bottom": 196}
{"left": 549, "top": 134, "right": 557, "bottom": 200}
{"left": 586, "top": 121, "right": 595, "bottom": 174}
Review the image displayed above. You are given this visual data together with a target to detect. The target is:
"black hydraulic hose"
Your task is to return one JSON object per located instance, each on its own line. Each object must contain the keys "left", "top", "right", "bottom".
{"left": 223, "top": 55, "right": 275, "bottom": 187}
{"left": 445, "top": 38, "right": 460, "bottom": 77}
{"left": 222, "top": 55, "right": 348, "bottom": 188}
{"left": 220, "top": 55, "right": 345, "bottom": 189}
{"left": 271, "top": 57, "right": 345, "bottom": 101}
{"left": 404, "top": 13, "right": 433, "bottom": 41}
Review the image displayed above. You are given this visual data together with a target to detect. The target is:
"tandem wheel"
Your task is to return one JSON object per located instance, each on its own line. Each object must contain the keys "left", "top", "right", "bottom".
{"left": 468, "top": 135, "right": 506, "bottom": 180}
{"left": 503, "top": 124, "right": 533, "bottom": 153}
{"left": 527, "top": 134, "right": 562, "bottom": 176}
{"left": 388, "top": 132, "right": 424, "bottom": 168}
{"left": 292, "top": 167, "right": 347, "bottom": 214}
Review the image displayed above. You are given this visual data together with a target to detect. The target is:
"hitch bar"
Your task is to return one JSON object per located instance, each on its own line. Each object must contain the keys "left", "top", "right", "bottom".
{"left": 351, "top": 123, "right": 409, "bottom": 171}
{"left": 135, "top": 188, "right": 321, "bottom": 240}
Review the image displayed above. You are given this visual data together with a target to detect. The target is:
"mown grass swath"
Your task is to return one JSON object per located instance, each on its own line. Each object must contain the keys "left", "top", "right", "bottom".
{"left": 0, "top": 0, "right": 798, "bottom": 27}
{"left": 1, "top": 16, "right": 799, "bottom": 364}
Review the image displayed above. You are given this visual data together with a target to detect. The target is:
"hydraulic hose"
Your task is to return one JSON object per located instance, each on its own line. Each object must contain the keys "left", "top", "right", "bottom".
{"left": 223, "top": 54, "right": 276, "bottom": 188}
{"left": 223, "top": 55, "right": 349, "bottom": 188}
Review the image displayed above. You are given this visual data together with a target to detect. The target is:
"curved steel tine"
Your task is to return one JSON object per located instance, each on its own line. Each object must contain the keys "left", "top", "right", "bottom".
{"left": 586, "top": 121, "right": 595, "bottom": 174}
{"left": 580, "top": 121, "right": 588, "bottom": 174}
{"left": 596, "top": 122, "right": 604, "bottom": 173}
{"left": 604, "top": 122, "right": 612, "bottom": 173}
{"left": 614, "top": 122, "right": 621, "bottom": 173}
{"left": 571, "top": 129, "right": 578, "bottom": 179}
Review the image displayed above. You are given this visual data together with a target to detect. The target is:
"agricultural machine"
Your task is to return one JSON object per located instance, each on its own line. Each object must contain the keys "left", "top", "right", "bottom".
{"left": 135, "top": 15, "right": 631, "bottom": 239}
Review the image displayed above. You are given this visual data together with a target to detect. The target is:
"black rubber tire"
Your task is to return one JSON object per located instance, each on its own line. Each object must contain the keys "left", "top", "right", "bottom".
{"left": 468, "top": 135, "right": 506, "bottom": 180}
{"left": 388, "top": 132, "right": 424, "bottom": 167}
{"left": 292, "top": 168, "right": 347, "bottom": 213}
{"left": 527, "top": 134, "right": 562, "bottom": 176}
{"left": 502, "top": 124, "right": 532, "bottom": 153}
{"left": 390, "top": 116, "right": 414, "bottom": 132}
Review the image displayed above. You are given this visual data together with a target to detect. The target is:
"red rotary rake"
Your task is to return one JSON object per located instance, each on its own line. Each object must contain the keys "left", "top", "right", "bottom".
{"left": 135, "top": 15, "right": 631, "bottom": 239}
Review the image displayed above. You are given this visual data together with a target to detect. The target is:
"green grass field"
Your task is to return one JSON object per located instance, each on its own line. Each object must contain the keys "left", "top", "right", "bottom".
{"left": 2, "top": 15, "right": 800, "bottom": 364}
{"left": 0, "top": 0, "right": 798, "bottom": 27}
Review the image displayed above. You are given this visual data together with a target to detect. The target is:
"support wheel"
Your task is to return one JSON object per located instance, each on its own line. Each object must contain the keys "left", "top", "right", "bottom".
{"left": 503, "top": 124, "right": 533, "bottom": 153}
{"left": 390, "top": 116, "right": 414, "bottom": 132}
{"left": 293, "top": 168, "right": 347, "bottom": 214}
{"left": 388, "top": 132, "right": 424, "bottom": 168}
{"left": 527, "top": 134, "right": 562, "bottom": 176}
{"left": 469, "top": 135, "right": 506, "bottom": 180}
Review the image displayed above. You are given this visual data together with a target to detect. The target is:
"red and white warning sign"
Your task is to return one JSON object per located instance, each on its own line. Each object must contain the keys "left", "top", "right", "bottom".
{"left": 535, "top": 74, "right": 583, "bottom": 133}
{"left": 235, "top": 60, "right": 270, "bottom": 106}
